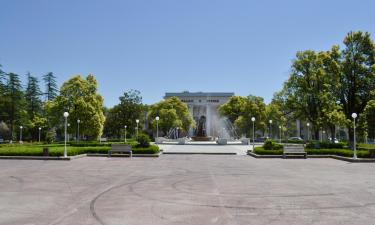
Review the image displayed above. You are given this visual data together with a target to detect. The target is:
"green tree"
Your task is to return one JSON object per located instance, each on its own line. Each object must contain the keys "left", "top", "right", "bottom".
{"left": 219, "top": 95, "right": 267, "bottom": 137}
{"left": 2, "top": 73, "right": 26, "bottom": 141}
{"left": 148, "top": 97, "right": 194, "bottom": 135}
{"left": 43, "top": 72, "right": 58, "bottom": 101}
{"left": 333, "top": 31, "right": 375, "bottom": 144}
{"left": 47, "top": 75, "right": 105, "bottom": 140}
{"left": 103, "top": 90, "right": 145, "bottom": 138}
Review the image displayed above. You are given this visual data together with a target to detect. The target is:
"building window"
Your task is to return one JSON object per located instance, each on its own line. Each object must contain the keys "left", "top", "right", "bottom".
{"left": 207, "top": 99, "right": 219, "bottom": 103}
{"left": 181, "top": 99, "right": 194, "bottom": 103}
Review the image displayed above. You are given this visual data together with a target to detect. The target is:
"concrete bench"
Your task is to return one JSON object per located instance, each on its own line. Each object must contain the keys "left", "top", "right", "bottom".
{"left": 283, "top": 145, "right": 306, "bottom": 159}
{"left": 109, "top": 144, "right": 132, "bottom": 158}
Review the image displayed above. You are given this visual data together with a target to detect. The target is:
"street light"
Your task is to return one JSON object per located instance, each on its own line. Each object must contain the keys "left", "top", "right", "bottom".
{"left": 279, "top": 125, "right": 282, "bottom": 143}
{"left": 352, "top": 113, "right": 358, "bottom": 160}
{"left": 251, "top": 117, "right": 255, "bottom": 150}
{"left": 124, "top": 125, "right": 127, "bottom": 143}
{"left": 19, "top": 126, "right": 23, "bottom": 143}
{"left": 307, "top": 123, "right": 310, "bottom": 141}
{"left": 63, "top": 112, "right": 69, "bottom": 157}
{"left": 269, "top": 120, "right": 273, "bottom": 139}
{"left": 77, "top": 119, "right": 80, "bottom": 142}
{"left": 67, "top": 123, "right": 70, "bottom": 142}
{"left": 136, "top": 119, "right": 139, "bottom": 140}
{"left": 155, "top": 116, "right": 160, "bottom": 139}
{"left": 38, "top": 127, "right": 41, "bottom": 142}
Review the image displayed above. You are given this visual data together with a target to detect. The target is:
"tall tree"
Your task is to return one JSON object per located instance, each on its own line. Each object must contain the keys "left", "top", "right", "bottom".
{"left": 25, "top": 72, "right": 42, "bottom": 118}
{"left": 3, "top": 73, "right": 25, "bottom": 140}
{"left": 334, "top": 31, "right": 375, "bottom": 143}
{"left": 46, "top": 75, "right": 105, "bottom": 139}
{"left": 43, "top": 72, "right": 58, "bottom": 101}
{"left": 103, "top": 90, "right": 145, "bottom": 138}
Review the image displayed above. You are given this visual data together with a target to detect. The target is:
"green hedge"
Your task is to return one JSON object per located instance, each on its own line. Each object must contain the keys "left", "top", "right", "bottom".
{"left": 263, "top": 139, "right": 283, "bottom": 150}
{"left": 306, "top": 141, "right": 345, "bottom": 149}
{"left": 253, "top": 147, "right": 283, "bottom": 155}
{"left": 252, "top": 147, "right": 369, "bottom": 158}
{"left": 0, "top": 144, "right": 159, "bottom": 156}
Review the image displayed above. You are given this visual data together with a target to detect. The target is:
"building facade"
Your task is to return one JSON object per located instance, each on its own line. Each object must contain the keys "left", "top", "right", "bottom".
{"left": 164, "top": 92, "right": 234, "bottom": 137}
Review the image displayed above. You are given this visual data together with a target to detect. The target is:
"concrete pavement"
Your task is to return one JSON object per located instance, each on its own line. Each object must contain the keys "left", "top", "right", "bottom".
{"left": 0, "top": 154, "right": 375, "bottom": 225}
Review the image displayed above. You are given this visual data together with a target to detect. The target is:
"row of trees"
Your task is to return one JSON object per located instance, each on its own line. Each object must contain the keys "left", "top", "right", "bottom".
{"left": 0, "top": 64, "right": 106, "bottom": 141}
{"left": 0, "top": 66, "right": 58, "bottom": 140}
{"left": 219, "top": 31, "right": 375, "bottom": 144}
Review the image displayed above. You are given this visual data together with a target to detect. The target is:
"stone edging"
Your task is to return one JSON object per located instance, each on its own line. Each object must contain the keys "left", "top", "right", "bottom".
{"left": 0, "top": 152, "right": 161, "bottom": 160}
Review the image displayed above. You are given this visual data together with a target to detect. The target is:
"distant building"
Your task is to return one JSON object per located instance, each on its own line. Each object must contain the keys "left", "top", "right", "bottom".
{"left": 164, "top": 91, "right": 234, "bottom": 137}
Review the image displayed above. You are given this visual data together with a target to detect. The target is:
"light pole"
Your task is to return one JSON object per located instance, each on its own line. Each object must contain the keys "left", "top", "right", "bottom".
{"left": 19, "top": 126, "right": 23, "bottom": 143}
{"left": 38, "top": 127, "right": 41, "bottom": 142}
{"left": 307, "top": 123, "right": 310, "bottom": 141}
{"left": 77, "top": 119, "right": 80, "bottom": 142}
{"left": 67, "top": 123, "right": 70, "bottom": 142}
{"left": 124, "top": 125, "right": 127, "bottom": 143}
{"left": 63, "top": 112, "right": 69, "bottom": 157}
{"left": 269, "top": 120, "right": 273, "bottom": 139}
{"left": 352, "top": 113, "right": 358, "bottom": 160}
{"left": 279, "top": 125, "right": 282, "bottom": 143}
{"left": 155, "top": 116, "right": 160, "bottom": 139}
{"left": 251, "top": 117, "right": 255, "bottom": 150}
{"left": 136, "top": 119, "right": 139, "bottom": 140}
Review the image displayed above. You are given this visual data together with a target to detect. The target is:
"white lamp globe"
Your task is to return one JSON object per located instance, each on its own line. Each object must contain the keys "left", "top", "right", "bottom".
{"left": 351, "top": 113, "right": 357, "bottom": 119}
{"left": 251, "top": 117, "right": 255, "bottom": 122}
{"left": 269, "top": 120, "right": 272, "bottom": 124}
{"left": 307, "top": 123, "right": 310, "bottom": 127}
{"left": 136, "top": 119, "right": 139, "bottom": 123}
{"left": 63, "top": 112, "right": 69, "bottom": 118}
{"left": 156, "top": 116, "right": 159, "bottom": 121}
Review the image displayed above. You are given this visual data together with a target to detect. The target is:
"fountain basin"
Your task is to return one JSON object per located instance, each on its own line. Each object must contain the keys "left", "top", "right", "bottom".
{"left": 217, "top": 138, "right": 228, "bottom": 145}
{"left": 191, "top": 136, "right": 212, "bottom": 141}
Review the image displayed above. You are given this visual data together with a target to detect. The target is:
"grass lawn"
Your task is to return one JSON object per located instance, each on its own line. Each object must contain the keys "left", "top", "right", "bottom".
{"left": 0, "top": 142, "right": 159, "bottom": 156}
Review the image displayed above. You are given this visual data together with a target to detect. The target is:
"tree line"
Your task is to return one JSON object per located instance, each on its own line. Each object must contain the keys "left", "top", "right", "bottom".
{"left": 219, "top": 31, "right": 375, "bottom": 144}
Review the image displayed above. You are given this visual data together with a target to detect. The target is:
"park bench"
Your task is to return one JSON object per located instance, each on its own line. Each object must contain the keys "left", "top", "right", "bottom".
{"left": 283, "top": 144, "right": 307, "bottom": 159}
{"left": 108, "top": 144, "right": 132, "bottom": 158}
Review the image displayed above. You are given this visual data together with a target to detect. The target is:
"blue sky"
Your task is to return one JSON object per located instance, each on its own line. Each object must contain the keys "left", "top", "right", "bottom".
{"left": 0, "top": 0, "right": 374, "bottom": 107}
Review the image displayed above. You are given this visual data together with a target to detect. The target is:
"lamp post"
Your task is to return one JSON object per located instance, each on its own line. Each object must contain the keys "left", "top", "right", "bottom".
{"left": 155, "top": 116, "right": 160, "bottom": 139}
{"left": 136, "top": 119, "right": 139, "bottom": 140}
{"left": 124, "top": 125, "right": 127, "bottom": 143}
{"left": 63, "top": 112, "right": 69, "bottom": 157}
{"left": 279, "top": 125, "right": 282, "bottom": 143}
{"left": 77, "top": 119, "right": 80, "bottom": 142}
{"left": 67, "top": 123, "right": 70, "bottom": 142}
{"left": 352, "top": 113, "right": 358, "bottom": 160}
{"left": 19, "top": 126, "right": 23, "bottom": 143}
{"left": 38, "top": 127, "right": 41, "bottom": 142}
{"left": 307, "top": 123, "right": 310, "bottom": 141}
{"left": 269, "top": 120, "right": 273, "bottom": 139}
{"left": 251, "top": 117, "right": 255, "bottom": 150}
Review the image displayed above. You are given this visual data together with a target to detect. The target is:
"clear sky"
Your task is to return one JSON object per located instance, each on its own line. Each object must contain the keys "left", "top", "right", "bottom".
{"left": 0, "top": 0, "right": 374, "bottom": 107}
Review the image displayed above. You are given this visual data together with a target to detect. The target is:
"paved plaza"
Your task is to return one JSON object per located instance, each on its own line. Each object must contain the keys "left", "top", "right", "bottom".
{"left": 1, "top": 150, "right": 375, "bottom": 225}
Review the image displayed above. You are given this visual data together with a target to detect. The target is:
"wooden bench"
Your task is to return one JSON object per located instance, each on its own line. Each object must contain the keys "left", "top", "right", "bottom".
{"left": 109, "top": 144, "right": 132, "bottom": 158}
{"left": 283, "top": 145, "right": 307, "bottom": 159}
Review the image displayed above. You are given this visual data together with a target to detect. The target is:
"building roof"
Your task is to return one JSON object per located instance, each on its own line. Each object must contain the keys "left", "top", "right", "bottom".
{"left": 165, "top": 91, "right": 234, "bottom": 98}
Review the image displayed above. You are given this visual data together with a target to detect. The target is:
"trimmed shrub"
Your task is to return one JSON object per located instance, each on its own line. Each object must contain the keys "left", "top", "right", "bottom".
{"left": 306, "top": 141, "right": 345, "bottom": 149}
{"left": 263, "top": 139, "right": 283, "bottom": 150}
{"left": 137, "top": 133, "right": 150, "bottom": 148}
{"left": 253, "top": 147, "right": 283, "bottom": 155}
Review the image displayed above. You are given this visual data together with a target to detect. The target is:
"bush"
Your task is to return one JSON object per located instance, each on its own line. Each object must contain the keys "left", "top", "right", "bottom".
{"left": 253, "top": 147, "right": 283, "bottom": 155}
{"left": 306, "top": 141, "right": 345, "bottom": 149}
{"left": 263, "top": 139, "right": 283, "bottom": 150}
{"left": 137, "top": 133, "right": 150, "bottom": 148}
